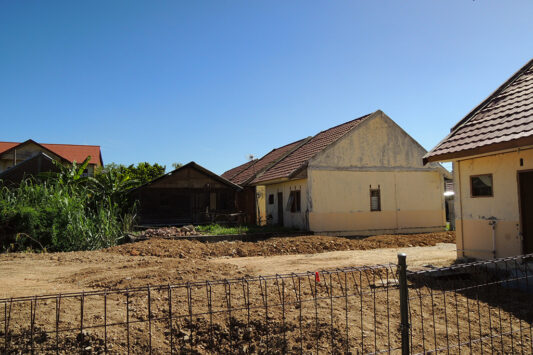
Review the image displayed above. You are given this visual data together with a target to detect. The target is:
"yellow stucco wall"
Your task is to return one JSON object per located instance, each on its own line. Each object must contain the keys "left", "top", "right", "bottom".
{"left": 453, "top": 148, "right": 533, "bottom": 259}
{"left": 312, "top": 111, "right": 445, "bottom": 171}
{"left": 264, "top": 179, "right": 308, "bottom": 230}
{"left": 308, "top": 170, "right": 445, "bottom": 235}
{"left": 256, "top": 112, "right": 447, "bottom": 234}
{"left": 306, "top": 111, "right": 446, "bottom": 235}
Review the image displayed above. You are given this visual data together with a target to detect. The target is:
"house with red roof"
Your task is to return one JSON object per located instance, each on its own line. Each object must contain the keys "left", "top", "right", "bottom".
{"left": 225, "top": 110, "right": 449, "bottom": 235}
{"left": 0, "top": 139, "right": 103, "bottom": 183}
{"left": 425, "top": 58, "right": 533, "bottom": 258}
{"left": 221, "top": 138, "right": 310, "bottom": 224}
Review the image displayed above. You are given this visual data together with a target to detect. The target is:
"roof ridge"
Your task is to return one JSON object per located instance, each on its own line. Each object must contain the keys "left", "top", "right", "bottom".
{"left": 221, "top": 159, "right": 258, "bottom": 180}
{"left": 450, "top": 58, "right": 533, "bottom": 132}
{"left": 42, "top": 142, "right": 101, "bottom": 147}
{"left": 422, "top": 58, "right": 533, "bottom": 164}
{"left": 0, "top": 141, "right": 101, "bottom": 148}
{"left": 286, "top": 113, "right": 373, "bottom": 177}
{"left": 242, "top": 136, "right": 312, "bottom": 185}
{"left": 313, "top": 113, "right": 371, "bottom": 136}
{"left": 228, "top": 159, "right": 261, "bottom": 181}
{"left": 252, "top": 112, "right": 374, "bottom": 184}
{"left": 269, "top": 137, "right": 307, "bottom": 151}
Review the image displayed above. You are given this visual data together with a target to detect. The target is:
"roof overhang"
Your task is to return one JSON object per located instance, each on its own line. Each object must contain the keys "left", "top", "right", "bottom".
{"left": 425, "top": 59, "right": 533, "bottom": 165}
{"left": 423, "top": 134, "right": 533, "bottom": 164}
{"left": 250, "top": 177, "right": 290, "bottom": 186}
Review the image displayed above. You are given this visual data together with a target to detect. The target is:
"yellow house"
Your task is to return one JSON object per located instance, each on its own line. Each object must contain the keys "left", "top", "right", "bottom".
{"left": 424, "top": 58, "right": 533, "bottom": 259}
{"left": 248, "top": 110, "right": 449, "bottom": 235}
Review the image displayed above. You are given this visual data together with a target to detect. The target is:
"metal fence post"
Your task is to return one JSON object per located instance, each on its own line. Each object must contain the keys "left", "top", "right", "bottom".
{"left": 398, "top": 253, "right": 410, "bottom": 355}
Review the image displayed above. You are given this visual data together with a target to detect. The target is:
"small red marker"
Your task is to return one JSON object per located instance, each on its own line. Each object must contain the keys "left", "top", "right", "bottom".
{"left": 315, "top": 271, "right": 320, "bottom": 282}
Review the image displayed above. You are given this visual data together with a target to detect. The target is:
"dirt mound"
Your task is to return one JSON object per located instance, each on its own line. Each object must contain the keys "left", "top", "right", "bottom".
{"left": 107, "top": 232, "right": 455, "bottom": 259}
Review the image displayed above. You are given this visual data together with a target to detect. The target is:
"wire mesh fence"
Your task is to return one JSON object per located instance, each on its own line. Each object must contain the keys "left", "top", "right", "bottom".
{"left": 0, "top": 254, "right": 532, "bottom": 354}
{"left": 407, "top": 254, "right": 533, "bottom": 354}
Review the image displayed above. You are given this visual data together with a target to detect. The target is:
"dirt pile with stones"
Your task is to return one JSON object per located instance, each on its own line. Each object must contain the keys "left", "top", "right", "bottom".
{"left": 108, "top": 232, "right": 455, "bottom": 259}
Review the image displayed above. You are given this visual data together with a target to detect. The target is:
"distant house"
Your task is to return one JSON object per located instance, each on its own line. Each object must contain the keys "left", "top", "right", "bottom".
{"left": 131, "top": 162, "right": 242, "bottom": 225}
{"left": 424, "top": 58, "right": 533, "bottom": 259}
{"left": 221, "top": 139, "right": 309, "bottom": 224}
{"left": 0, "top": 139, "right": 103, "bottom": 184}
{"left": 226, "top": 110, "right": 449, "bottom": 235}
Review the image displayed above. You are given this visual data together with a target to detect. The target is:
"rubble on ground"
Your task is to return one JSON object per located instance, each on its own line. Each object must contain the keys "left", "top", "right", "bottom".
{"left": 130, "top": 225, "right": 200, "bottom": 242}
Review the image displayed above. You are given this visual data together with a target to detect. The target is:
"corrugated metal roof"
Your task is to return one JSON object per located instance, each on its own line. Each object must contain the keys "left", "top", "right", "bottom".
{"left": 425, "top": 59, "right": 533, "bottom": 163}
{"left": 252, "top": 113, "right": 372, "bottom": 184}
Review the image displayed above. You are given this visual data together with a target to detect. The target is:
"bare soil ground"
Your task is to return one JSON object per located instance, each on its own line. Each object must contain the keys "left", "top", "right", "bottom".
{"left": 1, "top": 231, "right": 531, "bottom": 354}
{"left": 0, "top": 232, "right": 455, "bottom": 298}
{"left": 212, "top": 243, "right": 457, "bottom": 275}
{"left": 108, "top": 231, "right": 456, "bottom": 259}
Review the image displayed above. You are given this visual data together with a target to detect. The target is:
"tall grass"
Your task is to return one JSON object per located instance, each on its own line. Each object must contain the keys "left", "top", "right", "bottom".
{"left": 0, "top": 168, "right": 136, "bottom": 252}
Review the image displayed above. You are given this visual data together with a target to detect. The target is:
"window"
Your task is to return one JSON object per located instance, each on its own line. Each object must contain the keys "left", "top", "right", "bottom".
{"left": 268, "top": 194, "right": 274, "bottom": 205}
{"left": 471, "top": 174, "right": 493, "bottom": 197}
{"left": 287, "top": 190, "right": 301, "bottom": 212}
{"left": 370, "top": 189, "right": 381, "bottom": 211}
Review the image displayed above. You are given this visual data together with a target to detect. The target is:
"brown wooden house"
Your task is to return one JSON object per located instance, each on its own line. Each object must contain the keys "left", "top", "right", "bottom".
{"left": 131, "top": 162, "right": 242, "bottom": 225}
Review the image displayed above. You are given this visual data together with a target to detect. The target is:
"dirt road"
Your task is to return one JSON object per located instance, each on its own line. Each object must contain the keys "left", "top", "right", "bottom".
{"left": 211, "top": 242, "right": 456, "bottom": 274}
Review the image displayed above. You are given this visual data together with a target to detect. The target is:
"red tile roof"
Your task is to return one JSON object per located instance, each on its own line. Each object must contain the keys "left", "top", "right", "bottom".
{"left": 252, "top": 113, "right": 372, "bottom": 184}
{"left": 0, "top": 140, "right": 103, "bottom": 166}
{"left": 0, "top": 142, "right": 18, "bottom": 152}
{"left": 226, "top": 139, "right": 308, "bottom": 186}
{"left": 425, "top": 59, "right": 533, "bottom": 163}
{"left": 221, "top": 159, "right": 257, "bottom": 181}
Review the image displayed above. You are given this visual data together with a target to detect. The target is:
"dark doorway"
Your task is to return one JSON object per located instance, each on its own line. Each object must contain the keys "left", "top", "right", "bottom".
{"left": 519, "top": 171, "right": 533, "bottom": 254}
{"left": 277, "top": 192, "right": 284, "bottom": 226}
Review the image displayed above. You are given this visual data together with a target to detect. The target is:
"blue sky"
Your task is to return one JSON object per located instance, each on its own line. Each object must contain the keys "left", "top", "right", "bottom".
{"left": 1, "top": 1, "right": 532, "bottom": 174}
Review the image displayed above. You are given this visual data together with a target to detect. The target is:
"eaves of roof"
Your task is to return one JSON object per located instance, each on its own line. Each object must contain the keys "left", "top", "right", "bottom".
{"left": 424, "top": 58, "right": 533, "bottom": 164}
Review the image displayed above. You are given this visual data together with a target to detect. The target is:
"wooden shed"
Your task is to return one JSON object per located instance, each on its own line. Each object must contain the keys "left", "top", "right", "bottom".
{"left": 131, "top": 162, "right": 242, "bottom": 225}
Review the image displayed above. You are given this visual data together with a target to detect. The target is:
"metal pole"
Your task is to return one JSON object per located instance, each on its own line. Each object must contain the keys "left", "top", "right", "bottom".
{"left": 398, "top": 253, "right": 410, "bottom": 355}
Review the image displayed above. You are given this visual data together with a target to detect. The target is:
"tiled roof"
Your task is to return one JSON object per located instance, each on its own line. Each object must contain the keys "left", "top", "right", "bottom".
{"left": 425, "top": 59, "right": 533, "bottom": 163}
{"left": 0, "top": 142, "right": 18, "bottom": 152}
{"left": 221, "top": 159, "right": 257, "bottom": 180}
{"left": 0, "top": 140, "right": 103, "bottom": 166}
{"left": 252, "top": 113, "right": 372, "bottom": 184}
{"left": 228, "top": 139, "right": 307, "bottom": 186}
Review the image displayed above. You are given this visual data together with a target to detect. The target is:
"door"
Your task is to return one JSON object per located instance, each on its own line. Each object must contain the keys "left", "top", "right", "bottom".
{"left": 277, "top": 192, "right": 284, "bottom": 226}
{"left": 519, "top": 171, "right": 533, "bottom": 254}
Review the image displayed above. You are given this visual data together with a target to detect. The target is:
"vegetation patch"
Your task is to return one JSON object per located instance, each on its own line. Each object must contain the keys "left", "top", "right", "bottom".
{"left": 0, "top": 160, "right": 164, "bottom": 252}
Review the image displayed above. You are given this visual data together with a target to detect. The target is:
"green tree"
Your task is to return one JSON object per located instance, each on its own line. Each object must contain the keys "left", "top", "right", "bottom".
{"left": 171, "top": 162, "right": 183, "bottom": 170}
{"left": 98, "top": 162, "right": 166, "bottom": 187}
{"left": 87, "top": 168, "right": 139, "bottom": 212}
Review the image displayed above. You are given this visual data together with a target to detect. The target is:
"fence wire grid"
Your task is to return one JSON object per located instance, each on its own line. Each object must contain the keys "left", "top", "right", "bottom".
{"left": 1, "top": 254, "right": 532, "bottom": 354}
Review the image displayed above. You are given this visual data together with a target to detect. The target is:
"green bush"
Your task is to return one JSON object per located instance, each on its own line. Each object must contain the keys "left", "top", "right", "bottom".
{"left": 0, "top": 160, "right": 137, "bottom": 252}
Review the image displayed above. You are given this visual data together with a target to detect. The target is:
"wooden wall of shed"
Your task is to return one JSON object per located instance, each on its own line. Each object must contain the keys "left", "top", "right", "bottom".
{"left": 134, "top": 187, "right": 237, "bottom": 225}
{"left": 132, "top": 165, "right": 239, "bottom": 225}
{"left": 235, "top": 186, "right": 257, "bottom": 224}
{"left": 148, "top": 165, "right": 231, "bottom": 189}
